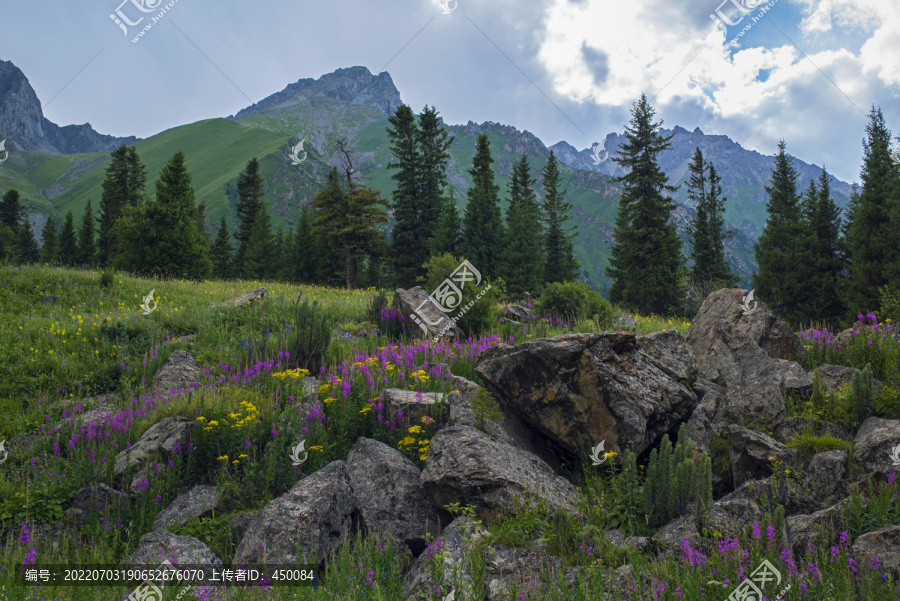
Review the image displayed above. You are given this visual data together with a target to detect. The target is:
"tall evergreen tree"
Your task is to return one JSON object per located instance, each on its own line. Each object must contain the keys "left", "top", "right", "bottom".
{"left": 111, "top": 152, "right": 211, "bottom": 279}
{"left": 686, "top": 149, "right": 737, "bottom": 287}
{"left": 98, "top": 145, "right": 147, "bottom": 265}
{"left": 541, "top": 150, "right": 579, "bottom": 284}
{"left": 417, "top": 105, "right": 454, "bottom": 239}
{"left": 0, "top": 189, "right": 23, "bottom": 233}
{"left": 279, "top": 227, "right": 295, "bottom": 282}
{"left": 802, "top": 169, "right": 845, "bottom": 324}
{"left": 386, "top": 104, "right": 424, "bottom": 286}
{"left": 40, "top": 216, "right": 58, "bottom": 263}
{"left": 842, "top": 107, "right": 900, "bottom": 315}
{"left": 752, "top": 140, "right": 811, "bottom": 324}
{"left": 58, "top": 210, "right": 78, "bottom": 266}
{"left": 211, "top": 215, "right": 233, "bottom": 279}
{"left": 501, "top": 154, "right": 545, "bottom": 297}
{"left": 76, "top": 199, "right": 96, "bottom": 266}
{"left": 431, "top": 193, "right": 462, "bottom": 257}
{"left": 462, "top": 133, "right": 504, "bottom": 275}
{"left": 15, "top": 218, "right": 39, "bottom": 263}
{"left": 293, "top": 205, "right": 317, "bottom": 283}
{"left": 608, "top": 95, "right": 683, "bottom": 315}
{"left": 234, "top": 158, "right": 265, "bottom": 266}
{"left": 242, "top": 204, "right": 274, "bottom": 279}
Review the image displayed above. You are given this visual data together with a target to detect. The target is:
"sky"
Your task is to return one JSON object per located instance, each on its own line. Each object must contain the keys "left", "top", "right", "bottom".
{"left": 1, "top": 0, "right": 899, "bottom": 184}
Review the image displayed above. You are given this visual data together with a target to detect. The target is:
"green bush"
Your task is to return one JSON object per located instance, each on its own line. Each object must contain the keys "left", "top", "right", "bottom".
{"left": 286, "top": 298, "right": 333, "bottom": 374}
{"left": 100, "top": 269, "right": 114, "bottom": 288}
{"left": 787, "top": 434, "right": 854, "bottom": 456}
{"left": 537, "top": 281, "right": 615, "bottom": 325}
{"left": 644, "top": 424, "right": 713, "bottom": 528}
{"left": 853, "top": 362, "right": 874, "bottom": 426}
{"left": 879, "top": 285, "right": 900, "bottom": 323}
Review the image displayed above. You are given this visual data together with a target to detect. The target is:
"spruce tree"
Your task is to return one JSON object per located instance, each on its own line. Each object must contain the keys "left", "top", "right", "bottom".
{"left": 293, "top": 205, "right": 317, "bottom": 283}
{"left": 76, "top": 199, "right": 96, "bottom": 266}
{"left": 40, "top": 216, "right": 58, "bottom": 264}
{"left": 98, "top": 145, "right": 146, "bottom": 266}
{"left": 541, "top": 150, "right": 579, "bottom": 284}
{"left": 242, "top": 205, "right": 274, "bottom": 280}
{"left": 234, "top": 158, "right": 264, "bottom": 266}
{"left": 0, "top": 189, "right": 23, "bottom": 233}
{"left": 752, "top": 140, "right": 811, "bottom": 324}
{"left": 211, "top": 215, "right": 233, "bottom": 279}
{"left": 417, "top": 105, "right": 453, "bottom": 248}
{"left": 279, "top": 227, "right": 295, "bottom": 282}
{"left": 386, "top": 104, "right": 423, "bottom": 286}
{"left": 608, "top": 95, "right": 683, "bottom": 315}
{"left": 462, "top": 133, "right": 504, "bottom": 275}
{"left": 842, "top": 107, "right": 900, "bottom": 316}
{"left": 15, "top": 218, "right": 39, "bottom": 263}
{"left": 799, "top": 169, "right": 845, "bottom": 325}
{"left": 501, "top": 154, "right": 544, "bottom": 297}
{"left": 431, "top": 193, "right": 462, "bottom": 257}
{"left": 704, "top": 164, "right": 737, "bottom": 285}
{"left": 57, "top": 210, "right": 78, "bottom": 266}
{"left": 0, "top": 221, "right": 13, "bottom": 261}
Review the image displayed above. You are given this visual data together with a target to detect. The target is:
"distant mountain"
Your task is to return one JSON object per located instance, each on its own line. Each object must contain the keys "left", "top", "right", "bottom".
{"left": 230, "top": 66, "right": 402, "bottom": 121}
{"left": 0, "top": 59, "right": 138, "bottom": 154}
{"left": 551, "top": 126, "right": 854, "bottom": 238}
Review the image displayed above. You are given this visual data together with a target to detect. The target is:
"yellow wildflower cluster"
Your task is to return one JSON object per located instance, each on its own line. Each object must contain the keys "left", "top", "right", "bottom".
{"left": 309, "top": 445, "right": 324, "bottom": 452}
{"left": 398, "top": 424, "right": 431, "bottom": 462}
{"left": 411, "top": 369, "right": 429, "bottom": 383}
{"left": 271, "top": 368, "right": 311, "bottom": 380}
{"left": 197, "top": 400, "right": 259, "bottom": 431}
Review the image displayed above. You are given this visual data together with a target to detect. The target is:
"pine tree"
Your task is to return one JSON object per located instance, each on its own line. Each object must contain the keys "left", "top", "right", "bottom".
{"left": 608, "top": 95, "right": 684, "bottom": 315}
{"left": 431, "top": 193, "right": 462, "bottom": 257}
{"left": 279, "top": 227, "right": 295, "bottom": 282}
{"left": 211, "top": 215, "right": 233, "bottom": 279}
{"left": 705, "top": 165, "right": 736, "bottom": 286}
{"left": 501, "top": 154, "right": 544, "bottom": 297}
{"left": 752, "top": 140, "right": 811, "bottom": 324}
{"left": 234, "top": 158, "right": 264, "bottom": 266}
{"left": 0, "top": 189, "right": 23, "bottom": 233}
{"left": 541, "top": 150, "right": 579, "bottom": 284}
{"left": 76, "top": 199, "right": 96, "bottom": 266}
{"left": 57, "top": 210, "right": 78, "bottom": 266}
{"left": 241, "top": 203, "right": 274, "bottom": 280}
{"left": 801, "top": 168, "right": 845, "bottom": 325}
{"left": 311, "top": 163, "right": 389, "bottom": 290}
{"left": 111, "top": 152, "right": 211, "bottom": 279}
{"left": 417, "top": 105, "right": 453, "bottom": 248}
{"left": 842, "top": 107, "right": 900, "bottom": 316}
{"left": 40, "top": 216, "right": 58, "bottom": 263}
{"left": 293, "top": 205, "right": 317, "bottom": 283}
{"left": 98, "top": 145, "right": 146, "bottom": 266}
{"left": 15, "top": 218, "right": 39, "bottom": 263}
{"left": 462, "top": 133, "right": 504, "bottom": 275}
{"left": 686, "top": 149, "right": 737, "bottom": 288}
{"left": 195, "top": 199, "right": 210, "bottom": 241}
{"left": 387, "top": 104, "right": 424, "bottom": 287}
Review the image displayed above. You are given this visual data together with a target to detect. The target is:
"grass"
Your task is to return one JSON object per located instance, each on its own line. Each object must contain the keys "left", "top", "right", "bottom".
{"left": 0, "top": 263, "right": 898, "bottom": 600}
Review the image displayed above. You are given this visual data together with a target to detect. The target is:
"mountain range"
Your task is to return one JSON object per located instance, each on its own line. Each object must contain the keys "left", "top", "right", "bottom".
{"left": 0, "top": 60, "right": 856, "bottom": 294}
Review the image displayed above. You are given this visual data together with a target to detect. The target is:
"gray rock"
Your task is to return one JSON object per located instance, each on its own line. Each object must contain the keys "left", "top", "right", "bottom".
{"left": 129, "top": 529, "right": 224, "bottom": 579}
{"left": 854, "top": 417, "right": 900, "bottom": 473}
{"left": 728, "top": 425, "right": 806, "bottom": 488}
{"left": 345, "top": 437, "right": 446, "bottom": 555}
{"left": 684, "top": 385, "right": 725, "bottom": 454}
{"left": 686, "top": 288, "right": 806, "bottom": 363}
{"left": 114, "top": 417, "right": 194, "bottom": 477}
{"left": 64, "top": 483, "right": 130, "bottom": 525}
{"left": 153, "top": 485, "right": 220, "bottom": 531}
{"left": 421, "top": 425, "right": 578, "bottom": 515}
{"left": 605, "top": 529, "right": 655, "bottom": 553}
{"left": 482, "top": 545, "right": 566, "bottom": 600}
{"left": 804, "top": 450, "right": 848, "bottom": 503}
{"left": 39, "top": 294, "right": 58, "bottom": 303}
{"left": 616, "top": 313, "right": 638, "bottom": 330}
{"left": 786, "top": 500, "right": 849, "bottom": 558}
{"left": 474, "top": 331, "right": 698, "bottom": 459}
{"left": 719, "top": 478, "right": 822, "bottom": 517}
{"left": 852, "top": 525, "right": 900, "bottom": 575}
{"left": 233, "top": 461, "right": 355, "bottom": 565}
{"left": 773, "top": 417, "right": 849, "bottom": 445}
{"left": 150, "top": 350, "right": 202, "bottom": 395}
{"left": 501, "top": 304, "right": 530, "bottom": 322}
{"left": 401, "top": 517, "right": 487, "bottom": 600}
{"left": 211, "top": 287, "right": 268, "bottom": 309}
{"left": 383, "top": 389, "right": 449, "bottom": 428}
{"left": 229, "top": 512, "right": 257, "bottom": 545}
{"left": 391, "top": 287, "right": 463, "bottom": 340}
{"left": 814, "top": 364, "right": 885, "bottom": 393}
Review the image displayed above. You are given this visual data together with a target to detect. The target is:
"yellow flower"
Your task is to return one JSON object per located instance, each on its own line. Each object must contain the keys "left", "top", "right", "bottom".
{"left": 208, "top": 421, "right": 219, "bottom": 427}
{"left": 359, "top": 406, "right": 372, "bottom": 414}
{"left": 196, "top": 416, "right": 206, "bottom": 422}
{"left": 217, "top": 455, "right": 229, "bottom": 461}
{"left": 407, "top": 425, "right": 423, "bottom": 435}
{"left": 419, "top": 454, "right": 428, "bottom": 462}
{"left": 398, "top": 436, "right": 416, "bottom": 447}
{"left": 232, "top": 459, "right": 240, "bottom": 464}
{"left": 309, "top": 445, "right": 324, "bottom": 452}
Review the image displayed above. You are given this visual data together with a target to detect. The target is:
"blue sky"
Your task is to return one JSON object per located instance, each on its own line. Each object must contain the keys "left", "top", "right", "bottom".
{"left": 2, "top": 0, "right": 898, "bottom": 184}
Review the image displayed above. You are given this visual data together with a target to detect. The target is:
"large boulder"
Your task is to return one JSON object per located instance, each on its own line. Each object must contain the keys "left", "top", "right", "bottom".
{"left": 852, "top": 525, "right": 900, "bottom": 575}
{"left": 150, "top": 350, "right": 202, "bottom": 395}
{"left": 813, "top": 364, "right": 885, "bottom": 392}
{"left": 233, "top": 461, "right": 355, "bottom": 565}
{"left": 64, "top": 483, "right": 130, "bottom": 526}
{"left": 391, "top": 287, "right": 463, "bottom": 340}
{"left": 114, "top": 417, "right": 194, "bottom": 477}
{"left": 153, "top": 485, "right": 220, "bottom": 531}
{"left": 786, "top": 501, "right": 849, "bottom": 558}
{"left": 686, "top": 288, "right": 806, "bottom": 362}
{"left": 211, "top": 287, "right": 268, "bottom": 309}
{"left": 482, "top": 545, "right": 567, "bottom": 601}
{"left": 728, "top": 425, "right": 806, "bottom": 488}
{"left": 773, "top": 417, "right": 849, "bottom": 445}
{"left": 383, "top": 389, "right": 449, "bottom": 427}
{"left": 130, "top": 530, "right": 224, "bottom": 579}
{"left": 854, "top": 417, "right": 900, "bottom": 473}
{"left": 719, "top": 478, "right": 821, "bottom": 517}
{"left": 345, "top": 438, "right": 446, "bottom": 555}
{"left": 803, "top": 450, "right": 848, "bottom": 503}
{"left": 684, "top": 381, "right": 726, "bottom": 454}
{"left": 421, "top": 425, "right": 578, "bottom": 515}
{"left": 474, "top": 331, "right": 698, "bottom": 459}
{"left": 401, "top": 517, "right": 486, "bottom": 600}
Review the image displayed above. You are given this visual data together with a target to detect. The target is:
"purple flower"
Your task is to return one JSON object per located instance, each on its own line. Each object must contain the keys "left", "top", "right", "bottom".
{"left": 23, "top": 549, "right": 37, "bottom": 566}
